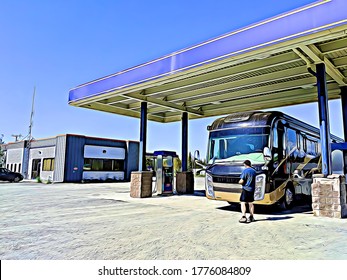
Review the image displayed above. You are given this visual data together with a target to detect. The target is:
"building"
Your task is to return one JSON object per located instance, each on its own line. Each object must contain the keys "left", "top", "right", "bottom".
{"left": 2, "top": 134, "right": 139, "bottom": 183}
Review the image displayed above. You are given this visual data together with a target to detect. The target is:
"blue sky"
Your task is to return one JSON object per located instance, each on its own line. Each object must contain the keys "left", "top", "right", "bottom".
{"left": 0, "top": 0, "right": 343, "bottom": 157}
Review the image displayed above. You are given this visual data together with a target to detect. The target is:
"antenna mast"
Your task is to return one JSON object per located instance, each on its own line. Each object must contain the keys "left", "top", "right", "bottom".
{"left": 28, "top": 86, "right": 36, "bottom": 142}
{"left": 23, "top": 87, "right": 36, "bottom": 179}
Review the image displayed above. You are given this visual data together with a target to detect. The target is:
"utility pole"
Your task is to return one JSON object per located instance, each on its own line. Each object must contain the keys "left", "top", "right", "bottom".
{"left": 11, "top": 134, "right": 23, "bottom": 142}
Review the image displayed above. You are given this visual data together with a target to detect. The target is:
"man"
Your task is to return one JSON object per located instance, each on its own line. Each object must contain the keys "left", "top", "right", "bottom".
{"left": 238, "top": 160, "right": 256, "bottom": 223}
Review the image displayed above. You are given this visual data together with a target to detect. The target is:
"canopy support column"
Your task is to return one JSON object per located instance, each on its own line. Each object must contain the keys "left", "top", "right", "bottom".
{"left": 139, "top": 102, "right": 147, "bottom": 171}
{"left": 340, "top": 86, "right": 347, "bottom": 173}
{"left": 316, "top": 63, "right": 332, "bottom": 176}
{"left": 176, "top": 111, "right": 194, "bottom": 194}
{"left": 181, "top": 112, "right": 188, "bottom": 172}
{"left": 130, "top": 101, "right": 152, "bottom": 198}
{"left": 340, "top": 87, "right": 347, "bottom": 142}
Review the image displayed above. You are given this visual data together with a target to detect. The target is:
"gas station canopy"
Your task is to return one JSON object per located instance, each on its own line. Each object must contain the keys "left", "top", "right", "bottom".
{"left": 69, "top": 0, "right": 347, "bottom": 123}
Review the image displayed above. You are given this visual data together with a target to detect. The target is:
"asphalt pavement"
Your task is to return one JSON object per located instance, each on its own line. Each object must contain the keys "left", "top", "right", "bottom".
{"left": 1, "top": 178, "right": 346, "bottom": 260}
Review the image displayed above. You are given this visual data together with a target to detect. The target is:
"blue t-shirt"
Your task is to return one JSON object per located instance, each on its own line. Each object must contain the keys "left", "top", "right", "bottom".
{"left": 240, "top": 167, "right": 256, "bottom": 192}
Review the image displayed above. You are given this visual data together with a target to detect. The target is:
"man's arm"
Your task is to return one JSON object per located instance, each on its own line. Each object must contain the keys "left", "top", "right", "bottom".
{"left": 239, "top": 171, "right": 245, "bottom": 185}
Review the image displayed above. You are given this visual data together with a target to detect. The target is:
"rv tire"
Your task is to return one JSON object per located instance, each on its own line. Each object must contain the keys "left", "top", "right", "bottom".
{"left": 280, "top": 184, "right": 295, "bottom": 210}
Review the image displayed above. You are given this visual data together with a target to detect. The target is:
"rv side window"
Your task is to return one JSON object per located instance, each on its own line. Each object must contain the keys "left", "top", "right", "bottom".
{"left": 303, "top": 136, "right": 307, "bottom": 152}
{"left": 287, "top": 128, "right": 297, "bottom": 153}
{"left": 298, "top": 134, "right": 304, "bottom": 151}
{"left": 305, "top": 139, "right": 318, "bottom": 156}
{"left": 306, "top": 140, "right": 313, "bottom": 155}
{"left": 273, "top": 128, "right": 278, "bottom": 149}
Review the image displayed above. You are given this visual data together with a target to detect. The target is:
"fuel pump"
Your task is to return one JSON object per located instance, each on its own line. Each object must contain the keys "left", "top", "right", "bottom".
{"left": 154, "top": 150, "right": 177, "bottom": 195}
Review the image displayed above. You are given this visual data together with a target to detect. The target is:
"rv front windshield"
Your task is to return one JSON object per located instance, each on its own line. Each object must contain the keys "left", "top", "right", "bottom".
{"left": 207, "top": 128, "right": 269, "bottom": 164}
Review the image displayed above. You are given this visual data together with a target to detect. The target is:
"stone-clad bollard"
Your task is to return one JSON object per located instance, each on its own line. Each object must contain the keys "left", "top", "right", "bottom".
{"left": 311, "top": 175, "right": 347, "bottom": 218}
{"left": 130, "top": 171, "right": 154, "bottom": 198}
{"left": 176, "top": 171, "right": 194, "bottom": 194}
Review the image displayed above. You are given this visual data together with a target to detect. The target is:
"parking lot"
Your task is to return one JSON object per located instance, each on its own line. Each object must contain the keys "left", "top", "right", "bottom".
{"left": 1, "top": 177, "right": 347, "bottom": 260}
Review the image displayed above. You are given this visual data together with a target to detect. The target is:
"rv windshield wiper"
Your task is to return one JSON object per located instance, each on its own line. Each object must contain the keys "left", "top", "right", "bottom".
{"left": 215, "top": 159, "right": 243, "bottom": 163}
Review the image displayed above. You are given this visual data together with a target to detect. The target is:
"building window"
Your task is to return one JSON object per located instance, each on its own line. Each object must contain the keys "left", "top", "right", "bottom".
{"left": 92, "top": 159, "right": 103, "bottom": 171}
{"left": 83, "top": 159, "right": 124, "bottom": 171}
{"left": 43, "top": 158, "right": 55, "bottom": 171}
{"left": 103, "top": 159, "right": 113, "bottom": 171}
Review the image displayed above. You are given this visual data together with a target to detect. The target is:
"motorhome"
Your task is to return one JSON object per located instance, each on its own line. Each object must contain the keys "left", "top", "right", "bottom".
{"left": 196, "top": 111, "right": 343, "bottom": 209}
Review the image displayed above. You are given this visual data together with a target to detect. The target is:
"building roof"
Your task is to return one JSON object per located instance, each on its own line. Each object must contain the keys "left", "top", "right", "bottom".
{"left": 3, "top": 134, "right": 138, "bottom": 150}
{"left": 68, "top": 0, "right": 347, "bottom": 123}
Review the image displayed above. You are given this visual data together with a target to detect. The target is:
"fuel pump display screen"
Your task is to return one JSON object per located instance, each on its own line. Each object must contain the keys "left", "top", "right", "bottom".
{"left": 163, "top": 157, "right": 173, "bottom": 167}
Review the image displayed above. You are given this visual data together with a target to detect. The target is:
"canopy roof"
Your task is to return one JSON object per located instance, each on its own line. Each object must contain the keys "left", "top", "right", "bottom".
{"left": 69, "top": 0, "right": 347, "bottom": 123}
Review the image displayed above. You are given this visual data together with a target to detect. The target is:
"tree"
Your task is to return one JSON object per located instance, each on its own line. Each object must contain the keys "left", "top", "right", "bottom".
{"left": 173, "top": 157, "right": 181, "bottom": 174}
{"left": 145, "top": 156, "right": 154, "bottom": 171}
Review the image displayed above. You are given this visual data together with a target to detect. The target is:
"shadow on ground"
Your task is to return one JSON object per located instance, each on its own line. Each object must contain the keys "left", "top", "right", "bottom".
{"left": 217, "top": 201, "right": 312, "bottom": 216}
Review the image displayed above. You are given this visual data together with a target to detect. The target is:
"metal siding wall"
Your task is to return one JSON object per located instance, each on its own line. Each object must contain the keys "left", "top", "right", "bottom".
{"left": 126, "top": 141, "right": 139, "bottom": 181}
{"left": 28, "top": 146, "right": 56, "bottom": 180}
{"left": 53, "top": 135, "right": 67, "bottom": 182}
{"left": 6, "top": 149, "right": 24, "bottom": 164}
{"left": 31, "top": 138, "right": 56, "bottom": 148}
{"left": 5, "top": 142, "right": 26, "bottom": 149}
{"left": 64, "top": 135, "right": 136, "bottom": 182}
{"left": 64, "top": 135, "right": 85, "bottom": 182}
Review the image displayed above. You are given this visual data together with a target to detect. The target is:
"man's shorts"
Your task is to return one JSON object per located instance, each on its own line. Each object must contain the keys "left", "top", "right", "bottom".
{"left": 240, "top": 189, "right": 255, "bottom": 203}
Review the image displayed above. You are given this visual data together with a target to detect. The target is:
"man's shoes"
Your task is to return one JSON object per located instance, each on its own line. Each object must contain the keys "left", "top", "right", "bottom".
{"left": 247, "top": 215, "right": 256, "bottom": 223}
{"left": 239, "top": 216, "right": 247, "bottom": 223}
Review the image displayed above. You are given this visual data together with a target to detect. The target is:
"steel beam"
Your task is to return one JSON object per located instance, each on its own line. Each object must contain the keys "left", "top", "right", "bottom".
{"left": 340, "top": 86, "right": 347, "bottom": 173}
{"left": 181, "top": 112, "right": 188, "bottom": 172}
{"left": 316, "top": 63, "right": 332, "bottom": 176}
{"left": 82, "top": 102, "right": 163, "bottom": 122}
{"left": 300, "top": 44, "right": 347, "bottom": 86}
{"left": 126, "top": 92, "right": 204, "bottom": 116}
{"left": 340, "top": 87, "right": 347, "bottom": 141}
{"left": 139, "top": 102, "right": 147, "bottom": 171}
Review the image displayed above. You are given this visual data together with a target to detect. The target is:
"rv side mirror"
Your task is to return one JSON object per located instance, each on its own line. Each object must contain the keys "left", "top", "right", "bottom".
{"left": 194, "top": 150, "right": 201, "bottom": 161}
{"left": 263, "top": 147, "right": 272, "bottom": 162}
{"left": 194, "top": 150, "right": 206, "bottom": 169}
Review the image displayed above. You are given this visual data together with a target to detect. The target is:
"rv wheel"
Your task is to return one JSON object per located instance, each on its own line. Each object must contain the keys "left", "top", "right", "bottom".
{"left": 280, "top": 185, "right": 295, "bottom": 210}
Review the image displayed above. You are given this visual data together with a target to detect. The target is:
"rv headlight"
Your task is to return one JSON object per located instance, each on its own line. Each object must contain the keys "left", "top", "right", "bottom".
{"left": 205, "top": 173, "right": 214, "bottom": 198}
{"left": 254, "top": 174, "right": 266, "bottom": 201}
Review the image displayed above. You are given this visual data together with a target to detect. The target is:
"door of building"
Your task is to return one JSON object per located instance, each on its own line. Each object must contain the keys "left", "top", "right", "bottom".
{"left": 31, "top": 159, "right": 41, "bottom": 179}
